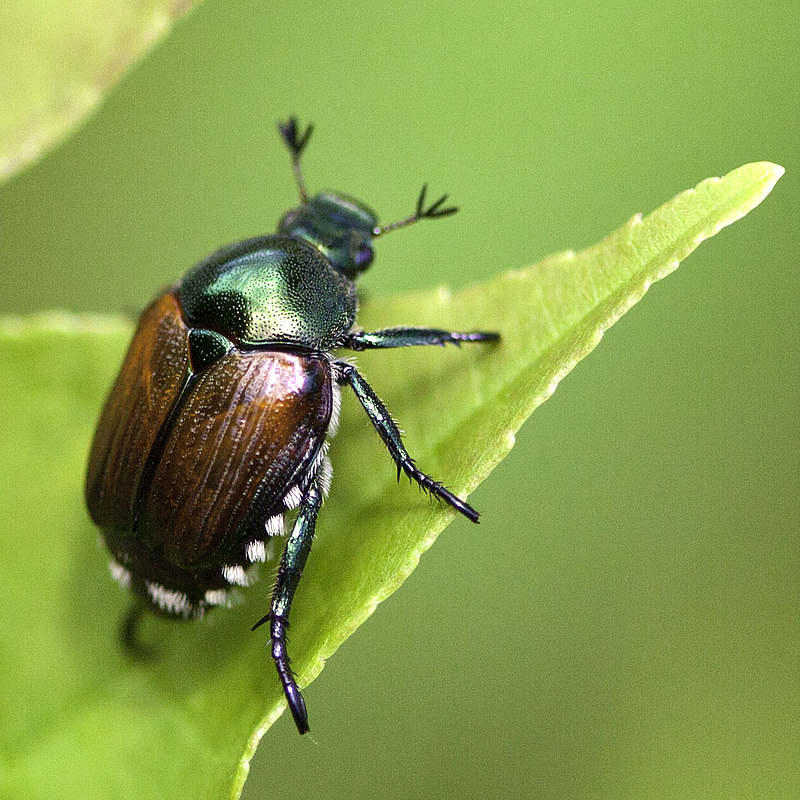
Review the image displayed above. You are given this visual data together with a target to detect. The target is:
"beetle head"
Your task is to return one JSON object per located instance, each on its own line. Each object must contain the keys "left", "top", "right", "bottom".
{"left": 278, "top": 192, "right": 377, "bottom": 281}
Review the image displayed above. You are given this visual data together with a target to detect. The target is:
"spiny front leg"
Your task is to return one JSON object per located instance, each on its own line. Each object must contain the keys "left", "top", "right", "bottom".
{"left": 336, "top": 362, "right": 480, "bottom": 523}
{"left": 252, "top": 478, "right": 322, "bottom": 735}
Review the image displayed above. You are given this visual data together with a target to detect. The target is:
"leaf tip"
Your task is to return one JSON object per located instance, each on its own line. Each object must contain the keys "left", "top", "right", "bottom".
{"left": 730, "top": 160, "right": 784, "bottom": 195}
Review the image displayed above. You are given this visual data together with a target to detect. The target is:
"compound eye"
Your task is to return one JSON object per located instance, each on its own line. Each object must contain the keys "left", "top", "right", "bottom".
{"left": 354, "top": 242, "right": 374, "bottom": 271}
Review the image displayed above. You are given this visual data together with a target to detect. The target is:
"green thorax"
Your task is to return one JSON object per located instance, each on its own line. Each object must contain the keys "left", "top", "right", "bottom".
{"left": 177, "top": 234, "right": 357, "bottom": 351}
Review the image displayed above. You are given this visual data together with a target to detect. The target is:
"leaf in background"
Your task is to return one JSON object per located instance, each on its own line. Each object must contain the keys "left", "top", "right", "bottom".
{"left": 0, "top": 162, "right": 782, "bottom": 799}
{"left": 0, "top": 0, "right": 200, "bottom": 185}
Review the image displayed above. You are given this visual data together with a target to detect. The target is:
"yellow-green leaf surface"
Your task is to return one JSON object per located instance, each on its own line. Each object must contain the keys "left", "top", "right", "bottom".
{"left": 0, "top": 0, "right": 199, "bottom": 185}
{"left": 0, "top": 162, "right": 782, "bottom": 799}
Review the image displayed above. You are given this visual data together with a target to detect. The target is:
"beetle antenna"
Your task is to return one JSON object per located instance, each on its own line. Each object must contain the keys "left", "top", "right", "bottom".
{"left": 372, "top": 183, "right": 459, "bottom": 237}
{"left": 277, "top": 117, "right": 314, "bottom": 203}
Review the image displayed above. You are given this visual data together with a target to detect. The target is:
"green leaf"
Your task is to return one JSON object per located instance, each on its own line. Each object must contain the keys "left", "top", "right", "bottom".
{"left": 0, "top": 0, "right": 200, "bottom": 185}
{"left": 0, "top": 162, "right": 782, "bottom": 799}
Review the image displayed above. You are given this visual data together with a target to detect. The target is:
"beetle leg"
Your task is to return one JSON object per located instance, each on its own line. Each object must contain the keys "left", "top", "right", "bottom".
{"left": 335, "top": 362, "right": 481, "bottom": 523}
{"left": 344, "top": 327, "right": 499, "bottom": 351}
{"left": 260, "top": 477, "right": 322, "bottom": 735}
{"left": 120, "top": 599, "right": 157, "bottom": 661}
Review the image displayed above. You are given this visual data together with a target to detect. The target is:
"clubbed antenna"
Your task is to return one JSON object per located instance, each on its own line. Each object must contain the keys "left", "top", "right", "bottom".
{"left": 277, "top": 117, "right": 314, "bottom": 202}
{"left": 372, "top": 183, "right": 459, "bottom": 237}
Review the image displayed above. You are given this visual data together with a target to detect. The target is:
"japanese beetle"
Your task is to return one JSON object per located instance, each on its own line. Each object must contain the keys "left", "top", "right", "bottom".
{"left": 86, "top": 119, "right": 499, "bottom": 734}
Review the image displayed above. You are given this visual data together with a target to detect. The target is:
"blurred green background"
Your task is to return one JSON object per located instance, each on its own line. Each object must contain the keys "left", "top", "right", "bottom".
{"left": 1, "top": 0, "right": 798, "bottom": 797}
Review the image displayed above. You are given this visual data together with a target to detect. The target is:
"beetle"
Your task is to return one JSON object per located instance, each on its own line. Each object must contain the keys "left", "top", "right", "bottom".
{"left": 86, "top": 118, "right": 499, "bottom": 734}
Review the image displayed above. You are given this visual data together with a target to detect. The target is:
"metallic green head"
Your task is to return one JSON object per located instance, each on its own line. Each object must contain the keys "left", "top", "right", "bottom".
{"left": 278, "top": 192, "right": 378, "bottom": 281}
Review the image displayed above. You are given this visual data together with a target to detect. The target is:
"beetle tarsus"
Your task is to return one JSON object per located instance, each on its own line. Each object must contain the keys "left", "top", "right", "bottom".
{"left": 271, "top": 612, "right": 311, "bottom": 734}
{"left": 286, "top": 683, "right": 310, "bottom": 735}
{"left": 404, "top": 462, "right": 480, "bottom": 523}
{"left": 273, "top": 624, "right": 310, "bottom": 733}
